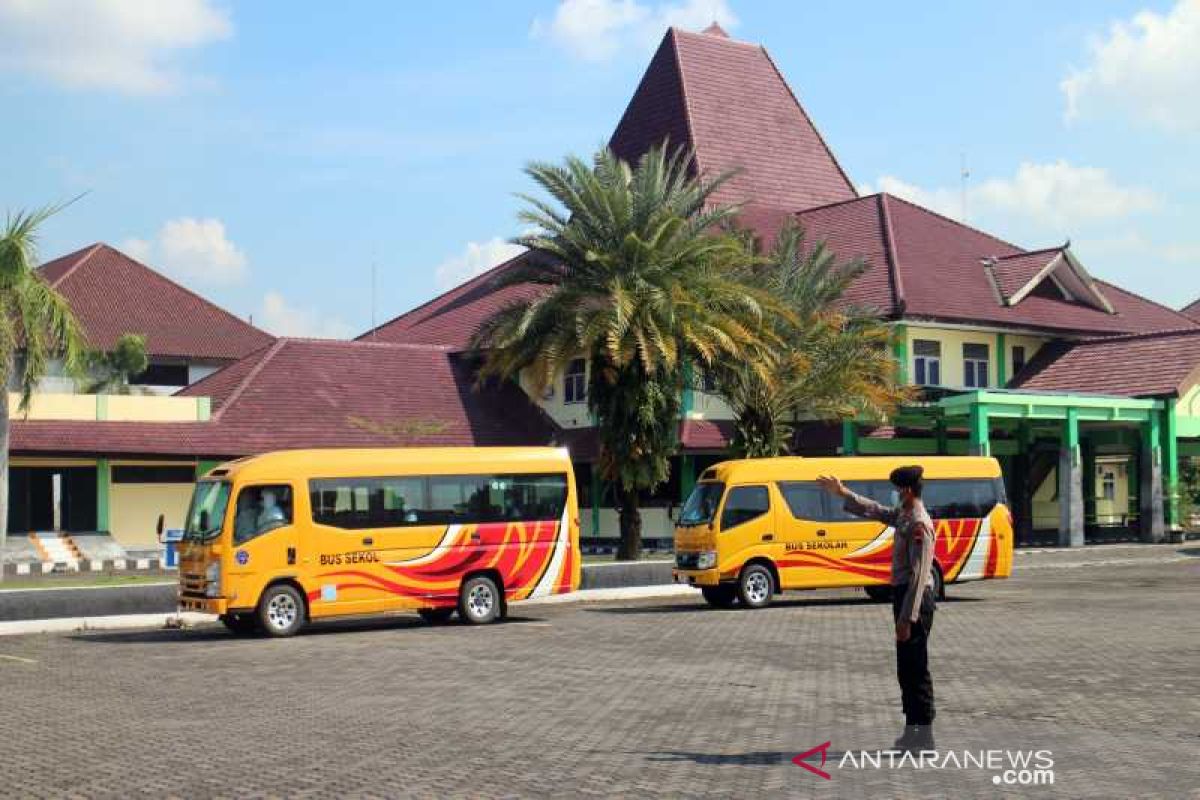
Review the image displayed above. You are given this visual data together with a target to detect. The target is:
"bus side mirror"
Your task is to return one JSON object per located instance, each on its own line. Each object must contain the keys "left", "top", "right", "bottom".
{"left": 155, "top": 514, "right": 165, "bottom": 540}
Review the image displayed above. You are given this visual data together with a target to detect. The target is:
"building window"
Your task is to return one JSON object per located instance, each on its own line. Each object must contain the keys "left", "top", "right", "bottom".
{"left": 1100, "top": 468, "right": 1117, "bottom": 501}
{"left": 134, "top": 362, "right": 189, "bottom": 387}
{"left": 913, "top": 340, "right": 942, "bottom": 386}
{"left": 1011, "top": 346, "right": 1027, "bottom": 378}
{"left": 963, "top": 343, "right": 990, "bottom": 388}
{"left": 563, "top": 358, "right": 586, "bottom": 404}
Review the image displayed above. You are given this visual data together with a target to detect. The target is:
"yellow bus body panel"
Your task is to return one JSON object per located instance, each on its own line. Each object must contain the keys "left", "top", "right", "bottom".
{"left": 178, "top": 447, "right": 581, "bottom": 619}
{"left": 673, "top": 456, "right": 1013, "bottom": 590}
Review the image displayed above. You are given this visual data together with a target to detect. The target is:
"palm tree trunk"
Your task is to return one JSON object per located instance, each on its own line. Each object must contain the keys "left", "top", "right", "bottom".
{"left": 616, "top": 484, "right": 642, "bottom": 561}
{"left": 0, "top": 384, "right": 9, "bottom": 559}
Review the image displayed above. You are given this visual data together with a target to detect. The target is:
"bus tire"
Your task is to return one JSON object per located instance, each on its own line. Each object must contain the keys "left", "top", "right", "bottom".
{"left": 458, "top": 575, "right": 501, "bottom": 625}
{"left": 418, "top": 608, "right": 455, "bottom": 624}
{"left": 864, "top": 585, "right": 892, "bottom": 602}
{"left": 257, "top": 583, "right": 306, "bottom": 637}
{"left": 220, "top": 613, "right": 258, "bottom": 635}
{"left": 737, "top": 563, "right": 775, "bottom": 609}
{"left": 701, "top": 585, "right": 738, "bottom": 608}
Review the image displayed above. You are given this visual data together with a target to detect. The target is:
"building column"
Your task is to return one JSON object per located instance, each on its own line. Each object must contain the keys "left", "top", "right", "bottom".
{"left": 1161, "top": 399, "right": 1179, "bottom": 534}
{"left": 679, "top": 454, "right": 696, "bottom": 504}
{"left": 934, "top": 416, "right": 948, "bottom": 455}
{"left": 96, "top": 458, "right": 111, "bottom": 533}
{"left": 842, "top": 419, "right": 858, "bottom": 455}
{"left": 1012, "top": 421, "right": 1033, "bottom": 544}
{"left": 1058, "top": 409, "right": 1084, "bottom": 547}
{"left": 892, "top": 324, "right": 909, "bottom": 384}
{"left": 968, "top": 404, "right": 990, "bottom": 456}
{"left": 590, "top": 467, "right": 602, "bottom": 540}
{"left": 1141, "top": 412, "right": 1166, "bottom": 542}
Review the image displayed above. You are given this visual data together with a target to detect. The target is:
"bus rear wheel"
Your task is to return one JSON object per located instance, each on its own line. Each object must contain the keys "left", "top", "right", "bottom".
{"left": 737, "top": 563, "right": 775, "bottom": 609}
{"left": 257, "top": 584, "right": 306, "bottom": 637}
{"left": 418, "top": 608, "right": 455, "bottom": 624}
{"left": 220, "top": 613, "right": 258, "bottom": 635}
{"left": 701, "top": 585, "right": 738, "bottom": 608}
{"left": 458, "top": 575, "right": 501, "bottom": 625}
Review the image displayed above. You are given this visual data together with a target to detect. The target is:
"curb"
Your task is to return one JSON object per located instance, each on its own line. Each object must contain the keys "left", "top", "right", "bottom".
{"left": 2, "top": 558, "right": 167, "bottom": 577}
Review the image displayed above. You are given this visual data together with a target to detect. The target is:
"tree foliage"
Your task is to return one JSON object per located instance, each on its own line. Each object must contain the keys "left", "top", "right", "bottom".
{"left": 86, "top": 333, "right": 149, "bottom": 394}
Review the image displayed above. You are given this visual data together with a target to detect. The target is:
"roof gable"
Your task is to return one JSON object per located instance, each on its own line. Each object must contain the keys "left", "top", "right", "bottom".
{"left": 38, "top": 243, "right": 274, "bottom": 361}
{"left": 609, "top": 27, "right": 856, "bottom": 212}
{"left": 984, "top": 246, "right": 1114, "bottom": 313}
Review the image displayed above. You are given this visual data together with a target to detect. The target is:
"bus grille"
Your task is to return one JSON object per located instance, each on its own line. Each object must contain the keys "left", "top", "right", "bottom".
{"left": 179, "top": 573, "right": 207, "bottom": 599}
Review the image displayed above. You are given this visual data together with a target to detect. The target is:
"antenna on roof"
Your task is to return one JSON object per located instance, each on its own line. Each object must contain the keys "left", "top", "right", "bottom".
{"left": 960, "top": 152, "right": 970, "bottom": 223}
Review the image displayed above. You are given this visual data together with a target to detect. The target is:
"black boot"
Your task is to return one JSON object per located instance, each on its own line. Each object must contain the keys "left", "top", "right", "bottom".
{"left": 893, "top": 724, "right": 935, "bottom": 753}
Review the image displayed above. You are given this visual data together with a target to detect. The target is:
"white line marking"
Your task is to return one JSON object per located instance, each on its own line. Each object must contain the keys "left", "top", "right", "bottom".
{"left": 0, "top": 654, "right": 37, "bottom": 663}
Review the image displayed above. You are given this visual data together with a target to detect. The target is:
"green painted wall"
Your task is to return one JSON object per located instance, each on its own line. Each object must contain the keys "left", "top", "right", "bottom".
{"left": 96, "top": 458, "right": 111, "bottom": 532}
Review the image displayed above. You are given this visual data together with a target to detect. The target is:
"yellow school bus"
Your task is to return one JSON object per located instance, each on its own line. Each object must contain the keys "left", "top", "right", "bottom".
{"left": 176, "top": 447, "right": 581, "bottom": 636}
{"left": 673, "top": 456, "right": 1013, "bottom": 608}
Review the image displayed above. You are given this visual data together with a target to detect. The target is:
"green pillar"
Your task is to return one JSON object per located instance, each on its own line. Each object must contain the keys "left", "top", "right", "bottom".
{"left": 1059, "top": 408, "right": 1084, "bottom": 546}
{"left": 968, "top": 404, "right": 990, "bottom": 456}
{"left": 1162, "top": 398, "right": 1179, "bottom": 529}
{"left": 1140, "top": 412, "right": 1165, "bottom": 542}
{"left": 96, "top": 458, "right": 111, "bottom": 532}
{"left": 681, "top": 361, "right": 695, "bottom": 418}
{"left": 842, "top": 419, "right": 858, "bottom": 455}
{"left": 590, "top": 466, "right": 601, "bottom": 539}
{"left": 195, "top": 460, "right": 221, "bottom": 479}
{"left": 934, "top": 416, "right": 948, "bottom": 455}
{"left": 892, "top": 324, "right": 909, "bottom": 384}
{"left": 996, "top": 332, "right": 1008, "bottom": 387}
{"left": 680, "top": 454, "right": 696, "bottom": 502}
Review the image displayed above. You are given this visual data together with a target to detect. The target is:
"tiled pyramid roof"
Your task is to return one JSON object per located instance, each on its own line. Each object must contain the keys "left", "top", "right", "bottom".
{"left": 37, "top": 243, "right": 274, "bottom": 361}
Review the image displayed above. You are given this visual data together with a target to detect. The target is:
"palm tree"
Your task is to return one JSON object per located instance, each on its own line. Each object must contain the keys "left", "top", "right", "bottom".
{"left": 86, "top": 333, "right": 149, "bottom": 394}
{"left": 472, "top": 146, "right": 777, "bottom": 559}
{"left": 713, "top": 220, "right": 910, "bottom": 457}
{"left": 0, "top": 206, "right": 88, "bottom": 550}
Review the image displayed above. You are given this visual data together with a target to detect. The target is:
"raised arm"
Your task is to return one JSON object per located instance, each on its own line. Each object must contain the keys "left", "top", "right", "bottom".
{"left": 816, "top": 475, "right": 899, "bottom": 527}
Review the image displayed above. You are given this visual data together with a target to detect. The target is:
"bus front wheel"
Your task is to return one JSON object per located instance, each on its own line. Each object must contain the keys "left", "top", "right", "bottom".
{"left": 458, "top": 575, "right": 501, "bottom": 625}
{"left": 701, "top": 585, "right": 738, "bottom": 608}
{"left": 257, "top": 584, "right": 306, "bottom": 637}
{"left": 738, "top": 563, "right": 775, "bottom": 609}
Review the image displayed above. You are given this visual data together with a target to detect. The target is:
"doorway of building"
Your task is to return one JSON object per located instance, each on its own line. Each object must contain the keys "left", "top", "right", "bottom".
{"left": 7, "top": 466, "right": 97, "bottom": 533}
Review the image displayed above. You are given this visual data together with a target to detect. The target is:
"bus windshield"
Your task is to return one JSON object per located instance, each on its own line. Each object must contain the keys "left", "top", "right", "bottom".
{"left": 184, "top": 480, "right": 231, "bottom": 542}
{"left": 679, "top": 482, "right": 724, "bottom": 527}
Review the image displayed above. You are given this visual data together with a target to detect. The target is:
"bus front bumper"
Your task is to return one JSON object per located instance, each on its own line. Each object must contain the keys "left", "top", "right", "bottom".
{"left": 179, "top": 596, "right": 228, "bottom": 615}
{"left": 673, "top": 568, "right": 721, "bottom": 587}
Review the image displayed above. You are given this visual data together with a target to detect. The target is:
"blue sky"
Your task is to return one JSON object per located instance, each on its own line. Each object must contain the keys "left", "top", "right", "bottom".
{"left": 2, "top": 0, "right": 1197, "bottom": 337}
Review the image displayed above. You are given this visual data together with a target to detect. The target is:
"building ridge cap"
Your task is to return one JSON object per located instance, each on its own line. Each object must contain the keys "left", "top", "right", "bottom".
{"left": 212, "top": 339, "right": 288, "bottom": 421}
{"left": 44, "top": 242, "right": 104, "bottom": 287}
{"left": 668, "top": 28, "right": 705, "bottom": 180}
{"left": 877, "top": 194, "right": 906, "bottom": 315}
{"left": 795, "top": 193, "right": 879, "bottom": 216}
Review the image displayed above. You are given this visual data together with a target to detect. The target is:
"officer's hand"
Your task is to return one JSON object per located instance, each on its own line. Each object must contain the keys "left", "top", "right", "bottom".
{"left": 816, "top": 475, "right": 848, "bottom": 497}
{"left": 895, "top": 619, "right": 912, "bottom": 642}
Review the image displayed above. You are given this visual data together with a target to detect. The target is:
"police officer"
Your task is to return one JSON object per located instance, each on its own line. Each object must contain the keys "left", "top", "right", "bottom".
{"left": 818, "top": 466, "right": 937, "bottom": 752}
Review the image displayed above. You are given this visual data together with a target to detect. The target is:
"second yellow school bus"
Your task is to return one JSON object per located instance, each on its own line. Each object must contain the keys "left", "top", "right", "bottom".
{"left": 176, "top": 447, "right": 581, "bottom": 636}
{"left": 673, "top": 456, "right": 1013, "bottom": 608}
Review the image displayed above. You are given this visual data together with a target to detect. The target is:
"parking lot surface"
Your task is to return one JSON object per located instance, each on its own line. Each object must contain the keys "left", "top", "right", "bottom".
{"left": 1, "top": 546, "right": 1197, "bottom": 799}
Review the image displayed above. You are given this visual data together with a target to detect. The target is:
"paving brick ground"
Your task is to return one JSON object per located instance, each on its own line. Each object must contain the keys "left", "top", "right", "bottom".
{"left": 0, "top": 545, "right": 1197, "bottom": 799}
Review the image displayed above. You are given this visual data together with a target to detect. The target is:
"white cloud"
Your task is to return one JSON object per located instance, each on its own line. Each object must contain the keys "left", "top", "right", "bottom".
{"left": 121, "top": 217, "right": 248, "bottom": 285}
{"left": 1062, "top": 0, "right": 1200, "bottom": 132}
{"left": 864, "top": 160, "right": 1157, "bottom": 232}
{"left": 0, "top": 0, "right": 231, "bottom": 94}
{"left": 258, "top": 291, "right": 353, "bottom": 340}
{"left": 531, "top": 0, "right": 737, "bottom": 62}
{"left": 434, "top": 238, "right": 525, "bottom": 290}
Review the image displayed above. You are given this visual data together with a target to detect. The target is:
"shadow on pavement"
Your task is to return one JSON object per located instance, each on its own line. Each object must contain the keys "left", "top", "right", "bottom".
{"left": 645, "top": 748, "right": 862, "bottom": 766}
{"left": 69, "top": 613, "right": 549, "bottom": 644}
{"left": 590, "top": 594, "right": 982, "bottom": 615}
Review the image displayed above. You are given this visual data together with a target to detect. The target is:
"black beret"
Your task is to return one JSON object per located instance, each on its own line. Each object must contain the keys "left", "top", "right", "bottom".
{"left": 889, "top": 465, "right": 924, "bottom": 488}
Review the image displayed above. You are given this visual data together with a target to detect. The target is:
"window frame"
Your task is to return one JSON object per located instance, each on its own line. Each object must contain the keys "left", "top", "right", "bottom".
{"left": 912, "top": 339, "right": 942, "bottom": 387}
{"left": 232, "top": 483, "right": 295, "bottom": 545}
{"left": 563, "top": 358, "right": 587, "bottom": 405}
{"left": 718, "top": 484, "right": 771, "bottom": 531}
{"left": 962, "top": 343, "right": 990, "bottom": 389}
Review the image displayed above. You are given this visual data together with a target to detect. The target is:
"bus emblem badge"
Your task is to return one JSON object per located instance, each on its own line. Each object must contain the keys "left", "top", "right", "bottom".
{"left": 236, "top": 550, "right": 249, "bottom": 566}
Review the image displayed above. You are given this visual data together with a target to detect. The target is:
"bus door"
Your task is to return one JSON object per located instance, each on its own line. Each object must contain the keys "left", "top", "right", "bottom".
{"left": 715, "top": 484, "right": 776, "bottom": 572}
{"left": 227, "top": 481, "right": 302, "bottom": 600}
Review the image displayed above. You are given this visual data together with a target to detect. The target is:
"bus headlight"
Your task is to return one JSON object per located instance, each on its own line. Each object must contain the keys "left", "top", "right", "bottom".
{"left": 696, "top": 551, "right": 717, "bottom": 570}
{"left": 205, "top": 561, "right": 221, "bottom": 597}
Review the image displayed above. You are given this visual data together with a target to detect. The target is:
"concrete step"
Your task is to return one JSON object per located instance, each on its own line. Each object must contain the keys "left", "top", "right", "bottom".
{"left": 30, "top": 533, "right": 78, "bottom": 566}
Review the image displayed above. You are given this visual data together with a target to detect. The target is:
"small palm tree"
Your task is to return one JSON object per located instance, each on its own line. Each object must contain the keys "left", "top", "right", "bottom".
{"left": 714, "top": 220, "right": 910, "bottom": 457}
{"left": 0, "top": 206, "right": 88, "bottom": 550}
{"left": 86, "top": 333, "right": 149, "bottom": 394}
{"left": 473, "top": 146, "right": 777, "bottom": 559}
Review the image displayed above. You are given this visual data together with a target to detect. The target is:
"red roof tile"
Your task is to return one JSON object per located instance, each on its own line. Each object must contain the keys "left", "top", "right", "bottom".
{"left": 1182, "top": 298, "right": 1200, "bottom": 322}
{"left": 679, "top": 418, "right": 734, "bottom": 450}
{"left": 1011, "top": 328, "right": 1200, "bottom": 397}
{"left": 13, "top": 339, "right": 561, "bottom": 457}
{"left": 610, "top": 28, "right": 856, "bottom": 212}
{"left": 38, "top": 243, "right": 274, "bottom": 361}
{"left": 797, "top": 195, "right": 1198, "bottom": 335}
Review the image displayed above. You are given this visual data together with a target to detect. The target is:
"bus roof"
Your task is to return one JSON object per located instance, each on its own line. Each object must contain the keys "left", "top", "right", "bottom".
{"left": 698, "top": 456, "right": 1002, "bottom": 484}
{"left": 201, "top": 447, "right": 573, "bottom": 483}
